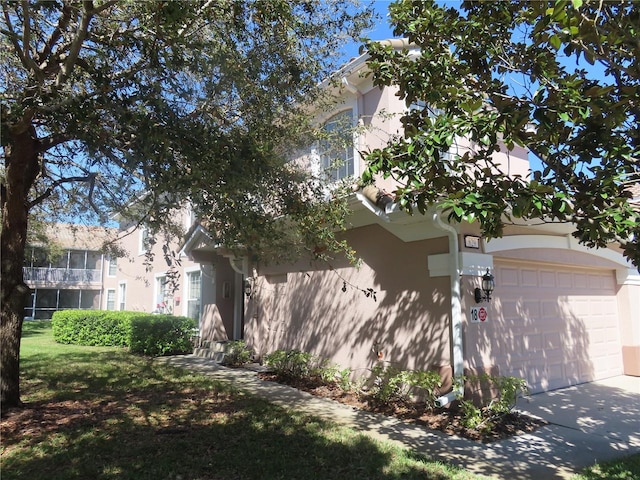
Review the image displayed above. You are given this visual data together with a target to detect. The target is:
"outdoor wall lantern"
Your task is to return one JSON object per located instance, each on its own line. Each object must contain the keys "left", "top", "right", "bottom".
{"left": 474, "top": 269, "right": 495, "bottom": 303}
{"left": 244, "top": 278, "right": 253, "bottom": 297}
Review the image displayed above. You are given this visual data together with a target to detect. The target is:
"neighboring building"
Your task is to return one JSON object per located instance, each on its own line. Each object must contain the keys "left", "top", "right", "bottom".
{"left": 182, "top": 41, "right": 640, "bottom": 396}
{"left": 23, "top": 224, "right": 116, "bottom": 319}
{"left": 23, "top": 210, "right": 205, "bottom": 327}
{"left": 102, "top": 210, "right": 205, "bottom": 325}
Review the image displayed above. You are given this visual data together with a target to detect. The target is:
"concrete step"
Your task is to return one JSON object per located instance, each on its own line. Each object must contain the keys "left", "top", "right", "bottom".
{"left": 193, "top": 340, "right": 230, "bottom": 363}
{"left": 192, "top": 348, "right": 226, "bottom": 362}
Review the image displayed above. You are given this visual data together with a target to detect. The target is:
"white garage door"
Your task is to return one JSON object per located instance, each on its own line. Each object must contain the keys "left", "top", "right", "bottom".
{"left": 490, "top": 260, "right": 623, "bottom": 393}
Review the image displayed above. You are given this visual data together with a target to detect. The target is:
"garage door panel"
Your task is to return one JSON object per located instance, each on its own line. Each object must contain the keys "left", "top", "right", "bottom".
{"left": 557, "top": 272, "right": 573, "bottom": 288}
{"left": 500, "top": 267, "right": 520, "bottom": 286}
{"left": 477, "top": 261, "right": 623, "bottom": 393}
{"left": 521, "top": 269, "right": 539, "bottom": 287}
{"left": 544, "top": 331, "right": 563, "bottom": 350}
{"left": 539, "top": 270, "right": 557, "bottom": 287}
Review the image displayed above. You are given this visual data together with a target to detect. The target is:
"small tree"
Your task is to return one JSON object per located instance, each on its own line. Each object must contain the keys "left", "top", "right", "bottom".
{"left": 1, "top": 0, "right": 373, "bottom": 408}
{"left": 364, "top": 0, "right": 639, "bottom": 266}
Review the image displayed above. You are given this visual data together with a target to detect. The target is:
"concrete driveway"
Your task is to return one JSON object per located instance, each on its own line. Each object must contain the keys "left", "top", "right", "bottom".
{"left": 511, "top": 375, "right": 640, "bottom": 476}
{"left": 519, "top": 376, "right": 639, "bottom": 445}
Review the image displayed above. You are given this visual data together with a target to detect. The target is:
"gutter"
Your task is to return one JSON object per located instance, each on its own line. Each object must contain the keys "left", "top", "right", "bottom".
{"left": 432, "top": 211, "right": 464, "bottom": 407}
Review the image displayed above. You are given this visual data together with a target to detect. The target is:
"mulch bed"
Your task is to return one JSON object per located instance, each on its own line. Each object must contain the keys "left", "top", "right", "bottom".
{"left": 257, "top": 372, "right": 548, "bottom": 443}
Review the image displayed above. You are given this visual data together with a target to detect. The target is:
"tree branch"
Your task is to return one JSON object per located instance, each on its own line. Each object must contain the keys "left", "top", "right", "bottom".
{"left": 2, "top": 4, "right": 29, "bottom": 71}
{"left": 37, "top": 133, "right": 73, "bottom": 152}
{"left": 27, "top": 173, "right": 95, "bottom": 208}
{"left": 55, "top": 1, "right": 94, "bottom": 86}
{"left": 37, "top": 0, "right": 73, "bottom": 66}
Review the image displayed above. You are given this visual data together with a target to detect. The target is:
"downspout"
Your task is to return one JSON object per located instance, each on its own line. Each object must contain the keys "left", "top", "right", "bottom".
{"left": 432, "top": 211, "right": 464, "bottom": 407}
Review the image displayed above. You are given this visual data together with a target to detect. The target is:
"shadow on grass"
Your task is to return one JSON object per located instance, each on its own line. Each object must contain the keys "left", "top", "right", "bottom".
{"left": 20, "top": 349, "right": 205, "bottom": 402}
{"left": 3, "top": 378, "right": 457, "bottom": 480}
{"left": 5, "top": 341, "right": 466, "bottom": 480}
{"left": 20, "top": 320, "right": 53, "bottom": 338}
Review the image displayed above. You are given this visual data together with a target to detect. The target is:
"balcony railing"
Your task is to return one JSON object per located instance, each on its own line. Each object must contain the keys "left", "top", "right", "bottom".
{"left": 23, "top": 267, "right": 102, "bottom": 285}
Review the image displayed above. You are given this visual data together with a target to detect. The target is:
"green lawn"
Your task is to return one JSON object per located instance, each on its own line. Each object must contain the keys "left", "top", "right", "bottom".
{"left": 571, "top": 454, "right": 640, "bottom": 480}
{"left": 2, "top": 321, "right": 481, "bottom": 480}
{"left": 5, "top": 321, "right": 638, "bottom": 480}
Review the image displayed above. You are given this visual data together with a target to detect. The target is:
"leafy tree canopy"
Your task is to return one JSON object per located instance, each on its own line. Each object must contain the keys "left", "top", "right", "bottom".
{"left": 1, "top": 0, "right": 372, "bottom": 407}
{"left": 2, "top": 0, "right": 372, "bottom": 256}
{"left": 363, "top": 0, "right": 640, "bottom": 267}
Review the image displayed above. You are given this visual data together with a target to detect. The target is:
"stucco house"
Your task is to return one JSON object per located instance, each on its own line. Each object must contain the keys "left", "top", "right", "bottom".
{"left": 183, "top": 41, "right": 639, "bottom": 396}
{"left": 101, "top": 209, "right": 205, "bottom": 322}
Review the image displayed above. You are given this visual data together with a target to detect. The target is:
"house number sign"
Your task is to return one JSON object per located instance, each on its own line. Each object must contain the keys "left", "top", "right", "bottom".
{"left": 470, "top": 306, "right": 488, "bottom": 323}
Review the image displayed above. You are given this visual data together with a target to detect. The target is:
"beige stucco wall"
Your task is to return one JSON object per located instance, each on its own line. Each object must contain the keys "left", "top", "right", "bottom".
{"left": 244, "top": 223, "right": 452, "bottom": 376}
{"left": 103, "top": 215, "right": 201, "bottom": 317}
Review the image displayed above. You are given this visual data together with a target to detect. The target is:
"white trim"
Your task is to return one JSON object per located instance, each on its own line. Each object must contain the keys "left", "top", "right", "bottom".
{"left": 354, "top": 191, "right": 390, "bottom": 222}
{"left": 229, "top": 257, "right": 249, "bottom": 276}
{"left": 428, "top": 252, "right": 494, "bottom": 278}
{"left": 617, "top": 269, "right": 640, "bottom": 286}
{"left": 107, "top": 255, "right": 118, "bottom": 277}
{"left": 484, "top": 234, "right": 635, "bottom": 285}
{"left": 184, "top": 266, "right": 202, "bottom": 325}
{"left": 431, "top": 212, "right": 464, "bottom": 406}
{"left": 459, "top": 252, "right": 494, "bottom": 276}
{"left": 484, "top": 234, "right": 630, "bottom": 267}
{"left": 180, "top": 224, "right": 216, "bottom": 258}
{"left": 317, "top": 106, "right": 359, "bottom": 181}
{"left": 153, "top": 272, "right": 170, "bottom": 313}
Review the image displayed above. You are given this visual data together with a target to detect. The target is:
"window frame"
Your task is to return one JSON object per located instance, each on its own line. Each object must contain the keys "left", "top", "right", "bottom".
{"left": 117, "top": 281, "right": 127, "bottom": 311}
{"left": 154, "top": 273, "right": 173, "bottom": 313}
{"left": 138, "top": 226, "right": 149, "bottom": 256}
{"left": 317, "top": 108, "right": 357, "bottom": 182}
{"left": 107, "top": 256, "right": 117, "bottom": 277}
{"left": 106, "top": 288, "right": 116, "bottom": 311}
{"left": 184, "top": 267, "right": 201, "bottom": 324}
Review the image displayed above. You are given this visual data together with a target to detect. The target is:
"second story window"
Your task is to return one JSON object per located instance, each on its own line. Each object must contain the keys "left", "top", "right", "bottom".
{"left": 107, "top": 256, "right": 117, "bottom": 276}
{"left": 138, "top": 226, "right": 149, "bottom": 255}
{"left": 319, "top": 109, "right": 355, "bottom": 181}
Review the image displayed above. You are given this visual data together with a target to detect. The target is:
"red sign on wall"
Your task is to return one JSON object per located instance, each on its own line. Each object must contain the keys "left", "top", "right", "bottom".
{"left": 470, "top": 306, "right": 488, "bottom": 323}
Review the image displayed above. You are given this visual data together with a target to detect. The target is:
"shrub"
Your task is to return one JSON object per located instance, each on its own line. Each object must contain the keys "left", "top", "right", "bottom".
{"left": 52, "top": 310, "right": 131, "bottom": 347}
{"left": 264, "top": 349, "right": 315, "bottom": 379}
{"left": 128, "top": 314, "right": 196, "bottom": 356}
{"left": 456, "top": 374, "right": 529, "bottom": 431}
{"left": 264, "top": 349, "right": 352, "bottom": 391}
{"left": 368, "top": 365, "right": 442, "bottom": 407}
{"left": 222, "top": 340, "right": 252, "bottom": 367}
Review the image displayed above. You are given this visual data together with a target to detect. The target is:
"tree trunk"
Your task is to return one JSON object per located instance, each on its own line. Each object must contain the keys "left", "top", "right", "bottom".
{"left": 1, "top": 123, "right": 41, "bottom": 410}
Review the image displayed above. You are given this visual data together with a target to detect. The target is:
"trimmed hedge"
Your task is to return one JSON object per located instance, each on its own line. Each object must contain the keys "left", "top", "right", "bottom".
{"left": 51, "top": 310, "right": 196, "bottom": 356}
{"left": 52, "top": 310, "right": 132, "bottom": 347}
{"left": 128, "top": 314, "right": 195, "bottom": 356}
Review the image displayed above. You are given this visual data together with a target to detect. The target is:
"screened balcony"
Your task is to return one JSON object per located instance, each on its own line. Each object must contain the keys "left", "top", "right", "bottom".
{"left": 23, "top": 248, "right": 103, "bottom": 286}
